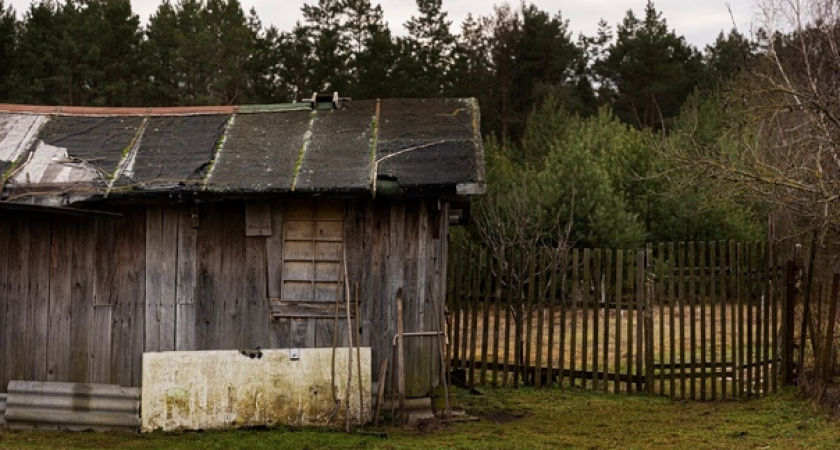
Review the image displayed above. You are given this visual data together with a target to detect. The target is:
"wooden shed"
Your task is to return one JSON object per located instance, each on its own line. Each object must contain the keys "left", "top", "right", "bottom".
{"left": 0, "top": 98, "right": 484, "bottom": 399}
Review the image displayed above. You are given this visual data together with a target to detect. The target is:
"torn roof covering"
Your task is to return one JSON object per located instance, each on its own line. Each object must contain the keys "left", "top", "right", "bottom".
{"left": 0, "top": 98, "right": 485, "bottom": 205}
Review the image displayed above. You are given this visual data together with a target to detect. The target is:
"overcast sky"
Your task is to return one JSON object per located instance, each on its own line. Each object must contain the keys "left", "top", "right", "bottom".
{"left": 6, "top": 0, "right": 758, "bottom": 49}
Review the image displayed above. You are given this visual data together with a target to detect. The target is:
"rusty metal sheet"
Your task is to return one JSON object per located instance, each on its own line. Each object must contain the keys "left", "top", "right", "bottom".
{"left": 205, "top": 110, "right": 311, "bottom": 193}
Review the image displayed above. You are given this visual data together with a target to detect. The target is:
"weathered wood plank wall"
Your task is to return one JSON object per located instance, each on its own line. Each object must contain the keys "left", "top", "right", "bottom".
{"left": 0, "top": 198, "right": 447, "bottom": 398}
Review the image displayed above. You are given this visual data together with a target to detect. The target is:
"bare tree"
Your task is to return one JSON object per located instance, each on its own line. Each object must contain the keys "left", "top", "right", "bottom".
{"left": 472, "top": 171, "right": 573, "bottom": 383}
{"left": 667, "top": 0, "right": 840, "bottom": 241}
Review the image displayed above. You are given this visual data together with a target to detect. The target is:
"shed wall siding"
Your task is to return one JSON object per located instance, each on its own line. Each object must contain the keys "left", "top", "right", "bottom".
{"left": 0, "top": 198, "right": 447, "bottom": 397}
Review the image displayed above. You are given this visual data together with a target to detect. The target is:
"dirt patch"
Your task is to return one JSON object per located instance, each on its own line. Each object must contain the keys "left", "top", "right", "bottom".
{"left": 414, "top": 417, "right": 447, "bottom": 433}
{"left": 798, "top": 371, "right": 840, "bottom": 416}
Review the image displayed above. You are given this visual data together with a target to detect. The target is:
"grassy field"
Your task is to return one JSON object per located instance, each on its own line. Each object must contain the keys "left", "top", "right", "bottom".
{"left": 0, "top": 387, "right": 838, "bottom": 449}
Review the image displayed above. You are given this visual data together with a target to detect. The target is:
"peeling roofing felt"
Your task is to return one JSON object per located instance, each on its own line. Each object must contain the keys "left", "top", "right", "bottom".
{"left": 0, "top": 98, "right": 484, "bottom": 205}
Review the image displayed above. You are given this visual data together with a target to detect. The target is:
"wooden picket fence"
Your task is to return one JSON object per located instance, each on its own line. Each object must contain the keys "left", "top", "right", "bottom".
{"left": 446, "top": 241, "right": 796, "bottom": 400}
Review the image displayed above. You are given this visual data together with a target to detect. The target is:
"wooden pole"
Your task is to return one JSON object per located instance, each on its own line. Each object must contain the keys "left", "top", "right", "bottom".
{"left": 644, "top": 244, "right": 654, "bottom": 395}
{"left": 396, "top": 288, "right": 406, "bottom": 425}
{"left": 355, "top": 282, "right": 364, "bottom": 427}
{"left": 343, "top": 248, "right": 354, "bottom": 431}
{"left": 374, "top": 358, "right": 388, "bottom": 426}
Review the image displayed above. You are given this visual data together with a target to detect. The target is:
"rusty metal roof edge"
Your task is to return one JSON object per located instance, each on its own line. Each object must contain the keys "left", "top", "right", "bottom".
{"left": 0, "top": 104, "right": 239, "bottom": 116}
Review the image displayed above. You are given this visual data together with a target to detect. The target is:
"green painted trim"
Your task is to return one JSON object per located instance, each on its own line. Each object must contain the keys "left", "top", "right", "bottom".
{"left": 238, "top": 103, "right": 312, "bottom": 112}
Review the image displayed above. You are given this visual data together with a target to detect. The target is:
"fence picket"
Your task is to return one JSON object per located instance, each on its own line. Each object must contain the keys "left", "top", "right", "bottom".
{"left": 627, "top": 250, "right": 635, "bottom": 393}
{"left": 467, "top": 248, "right": 482, "bottom": 387}
{"left": 582, "top": 249, "right": 591, "bottom": 389}
{"left": 445, "top": 240, "right": 790, "bottom": 400}
{"left": 720, "top": 241, "right": 729, "bottom": 398}
{"left": 570, "top": 249, "right": 579, "bottom": 388}
{"left": 709, "top": 241, "right": 718, "bottom": 400}
{"left": 480, "top": 249, "right": 492, "bottom": 386}
{"left": 614, "top": 249, "right": 623, "bottom": 393}
{"left": 592, "top": 250, "right": 601, "bottom": 390}
{"left": 603, "top": 249, "right": 612, "bottom": 393}
{"left": 699, "top": 241, "right": 707, "bottom": 401}
{"left": 534, "top": 251, "right": 548, "bottom": 387}
{"left": 491, "top": 253, "right": 502, "bottom": 386}
{"left": 547, "top": 250, "right": 559, "bottom": 388}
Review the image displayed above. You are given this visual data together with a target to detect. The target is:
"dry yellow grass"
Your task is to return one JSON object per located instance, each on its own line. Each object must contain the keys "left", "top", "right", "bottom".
{"left": 450, "top": 300, "right": 779, "bottom": 398}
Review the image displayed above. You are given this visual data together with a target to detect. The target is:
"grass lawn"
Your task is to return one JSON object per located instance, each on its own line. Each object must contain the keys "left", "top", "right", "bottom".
{"left": 0, "top": 387, "right": 837, "bottom": 449}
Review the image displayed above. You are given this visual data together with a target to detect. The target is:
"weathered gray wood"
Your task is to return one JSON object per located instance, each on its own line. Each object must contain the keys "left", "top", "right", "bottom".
{"left": 27, "top": 216, "right": 51, "bottom": 382}
{"left": 289, "top": 318, "right": 315, "bottom": 348}
{"left": 144, "top": 206, "right": 163, "bottom": 353}
{"left": 175, "top": 206, "right": 198, "bottom": 351}
{"left": 160, "top": 206, "right": 179, "bottom": 351}
{"left": 7, "top": 215, "right": 30, "bottom": 384}
{"left": 0, "top": 210, "right": 9, "bottom": 390}
{"left": 245, "top": 201, "right": 272, "bottom": 237}
{"left": 222, "top": 203, "right": 247, "bottom": 349}
{"left": 244, "top": 235, "right": 269, "bottom": 349}
{"left": 269, "top": 299, "right": 357, "bottom": 318}
{"left": 89, "top": 305, "right": 113, "bottom": 384}
{"left": 90, "top": 217, "right": 116, "bottom": 383}
{"left": 144, "top": 207, "right": 178, "bottom": 353}
{"left": 69, "top": 218, "right": 92, "bottom": 384}
{"left": 112, "top": 208, "right": 146, "bottom": 387}
{"left": 266, "top": 200, "right": 285, "bottom": 300}
{"left": 196, "top": 203, "right": 224, "bottom": 350}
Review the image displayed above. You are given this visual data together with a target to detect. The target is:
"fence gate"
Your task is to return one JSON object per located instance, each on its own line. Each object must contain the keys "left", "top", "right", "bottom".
{"left": 446, "top": 241, "right": 792, "bottom": 400}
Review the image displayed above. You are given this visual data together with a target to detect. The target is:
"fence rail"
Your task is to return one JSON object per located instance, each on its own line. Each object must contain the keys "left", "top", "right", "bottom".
{"left": 446, "top": 241, "right": 791, "bottom": 400}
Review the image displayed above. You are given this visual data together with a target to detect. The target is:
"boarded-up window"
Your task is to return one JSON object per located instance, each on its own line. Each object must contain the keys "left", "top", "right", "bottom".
{"left": 281, "top": 199, "right": 344, "bottom": 303}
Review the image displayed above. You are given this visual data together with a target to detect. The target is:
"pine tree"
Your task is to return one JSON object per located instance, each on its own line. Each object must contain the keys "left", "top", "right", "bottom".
{"left": 11, "top": 1, "right": 67, "bottom": 104}
{"left": 594, "top": 1, "right": 703, "bottom": 129}
{"left": 392, "top": 0, "right": 455, "bottom": 96}
{"left": 0, "top": 0, "right": 17, "bottom": 101}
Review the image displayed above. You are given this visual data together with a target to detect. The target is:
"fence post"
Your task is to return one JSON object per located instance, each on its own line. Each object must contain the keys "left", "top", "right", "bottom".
{"left": 644, "top": 244, "right": 655, "bottom": 394}
{"left": 783, "top": 259, "right": 797, "bottom": 386}
{"left": 820, "top": 273, "right": 839, "bottom": 382}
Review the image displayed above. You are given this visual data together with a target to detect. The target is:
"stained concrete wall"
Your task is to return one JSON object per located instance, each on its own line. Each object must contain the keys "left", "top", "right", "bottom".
{"left": 141, "top": 348, "right": 371, "bottom": 431}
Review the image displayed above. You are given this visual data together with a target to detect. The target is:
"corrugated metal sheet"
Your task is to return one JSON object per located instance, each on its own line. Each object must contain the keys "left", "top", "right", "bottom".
{"left": 0, "top": 98, "right": 485, "bottom": 203}
{"left": 1, "top": 393, "right": 6, "bottom": 428}
{"left": 5, "top": 380, "right": 140, "bottom": 432}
